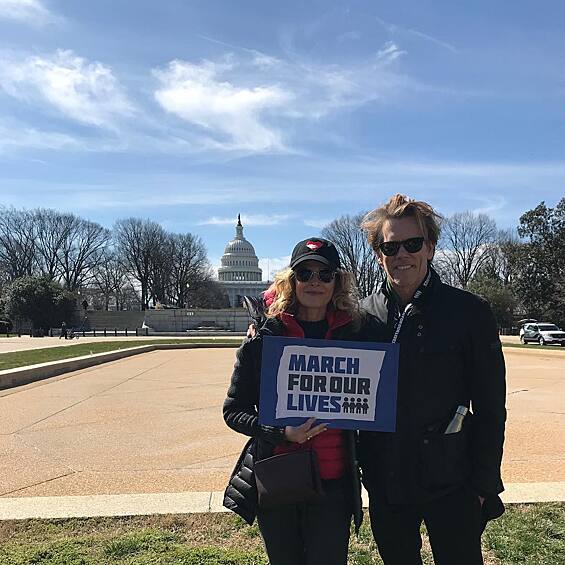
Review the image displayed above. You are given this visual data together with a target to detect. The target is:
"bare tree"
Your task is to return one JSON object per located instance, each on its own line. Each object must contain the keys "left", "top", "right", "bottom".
{"left": 148, "top": 229, "right": 173, "bottom": 307}
{"left": 0, "top": 207, "right": 37, "bottom": 280}
{"left": 321, "top": 213, "right": 383, "bottom": 299}
{"left": 435, "top": 212, "right": 497, "bottom": 289}
{"left": 56, "top": 215, "right": 111, "bottom": 291}
{"left": 34, "top": 209, "right": 71, "bottom": 280}
{"left": 169, "top": 233, "right": 210, "bottom": 308}
{"left": 114, "top": 218, "right": 166, "bottom": 310}
{"left": 92, "top": 252, "right": 135, "bottom": 311}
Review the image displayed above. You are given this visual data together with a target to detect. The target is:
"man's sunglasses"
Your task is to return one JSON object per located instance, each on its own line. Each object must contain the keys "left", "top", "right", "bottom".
{"left": 378, "top": 237, "right": 425, "bottom": 257}
{"left": 294, "top": 268, "right": 336, "bottom": 283}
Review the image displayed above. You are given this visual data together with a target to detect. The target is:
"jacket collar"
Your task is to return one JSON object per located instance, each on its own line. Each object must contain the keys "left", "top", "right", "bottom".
{"left": 278, "top": 308, "right": 352, "bottom": 338}
{"left": 364, "top": 266, "right": 440, "bottom": 327}
{"left": 381, "top": 266, "right": 438, "bottom": 308}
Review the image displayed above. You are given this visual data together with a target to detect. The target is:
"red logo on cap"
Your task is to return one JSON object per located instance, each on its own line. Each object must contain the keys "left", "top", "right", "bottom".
{"left": 306, "top": 240, "right": 323, "bottom": 250}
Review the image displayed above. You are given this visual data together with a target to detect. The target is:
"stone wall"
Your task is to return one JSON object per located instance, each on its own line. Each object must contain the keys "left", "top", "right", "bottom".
{"left": 81, "top": 308, "right": 253, "bottom": 333}
{"left": 81, "top": 310, "right": 145, "bottom": 331}
{"left": 144, "top": 308, "right": 252, "bottom": 332}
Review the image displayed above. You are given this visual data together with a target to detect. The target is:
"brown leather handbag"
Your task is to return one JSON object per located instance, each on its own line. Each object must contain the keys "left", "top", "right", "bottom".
{"left": 254, "top": 448, "right": 324, "bottom": 508}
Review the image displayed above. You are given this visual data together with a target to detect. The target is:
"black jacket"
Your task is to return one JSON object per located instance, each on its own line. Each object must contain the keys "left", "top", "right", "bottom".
{"left": 358, "top": 268, "right": 506, "bottom": 509}
{"left": 223, "top": 314, "right": 384, "bottom": 530}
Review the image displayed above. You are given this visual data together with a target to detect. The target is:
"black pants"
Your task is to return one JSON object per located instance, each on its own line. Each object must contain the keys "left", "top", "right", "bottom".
{"left": 368, "top": 486, "right": 485, "bottom": 565}
{"left": 256, "top": 481, "right": 352, "bottom": 565}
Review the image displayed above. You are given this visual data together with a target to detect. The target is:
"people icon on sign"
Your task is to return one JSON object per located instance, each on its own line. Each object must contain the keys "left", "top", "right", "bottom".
{"left": 341, "top": 396, "right": 370, "bottom": 415}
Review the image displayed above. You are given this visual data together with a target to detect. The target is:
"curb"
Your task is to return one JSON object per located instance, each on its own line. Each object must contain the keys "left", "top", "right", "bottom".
{"left": 0, "top": 343, "right": 240, "bottom": 390}
{"left": 1, "top": 483, "right": 564, "bottom": 521}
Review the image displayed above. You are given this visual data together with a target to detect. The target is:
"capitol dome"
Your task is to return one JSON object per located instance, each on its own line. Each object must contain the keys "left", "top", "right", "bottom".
{"left": 218, "top": 215, "right": 262, "bottom": 282}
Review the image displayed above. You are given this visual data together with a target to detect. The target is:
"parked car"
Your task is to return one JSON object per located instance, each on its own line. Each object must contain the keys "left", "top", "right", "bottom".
{"left": 519, "top": 322, "right": 565, "bottom": 346}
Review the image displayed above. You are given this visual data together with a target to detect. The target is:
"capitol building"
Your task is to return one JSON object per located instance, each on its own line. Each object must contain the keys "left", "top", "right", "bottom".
{"left": 218, "top": 215, "right": 270, "bottom": 307}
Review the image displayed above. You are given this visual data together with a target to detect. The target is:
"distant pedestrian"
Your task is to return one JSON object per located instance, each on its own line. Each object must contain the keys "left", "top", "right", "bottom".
{"left": 60, "top": 321, "right": 68, "bottom": 340}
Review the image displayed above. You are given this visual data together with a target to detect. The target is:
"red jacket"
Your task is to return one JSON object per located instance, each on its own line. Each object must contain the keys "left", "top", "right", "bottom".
{"left": 272, "top": 310, "right": 351, "bottom": 480}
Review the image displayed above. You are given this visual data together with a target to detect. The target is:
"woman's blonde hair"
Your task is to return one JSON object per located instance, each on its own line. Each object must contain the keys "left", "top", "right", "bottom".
{"left": 266, "top": 267, "right": 360, "bottom": 323}
{"left": 361, "top": 193, "right": 442, "bottom": 252}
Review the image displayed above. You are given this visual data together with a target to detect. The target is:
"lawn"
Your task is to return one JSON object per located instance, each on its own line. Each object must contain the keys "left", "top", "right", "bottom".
{"left": 1, "top": 339, "right": 562, "bottom": 373}
{"left": 0, "top": 504, "right": 563, "bottom": 564}
{"left": 0, "top": 339, "right": 241, "bottom": 371}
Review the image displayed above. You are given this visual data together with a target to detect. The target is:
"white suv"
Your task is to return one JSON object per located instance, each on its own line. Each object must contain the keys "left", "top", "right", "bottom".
{"left": 520, "top": 322, "right": 565, "bottom": 346}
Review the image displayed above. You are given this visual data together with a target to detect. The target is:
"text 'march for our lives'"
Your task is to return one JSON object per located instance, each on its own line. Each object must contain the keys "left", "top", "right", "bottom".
{"left": 259, "top": 336, "right": 399, "bottom": 432}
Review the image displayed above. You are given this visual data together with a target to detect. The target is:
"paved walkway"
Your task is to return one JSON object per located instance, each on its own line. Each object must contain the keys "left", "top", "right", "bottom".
{"left": 2, "top": 482, "right": 564, "bottom": 520}
{"left": 0, "top": 346, "right": 563, "bottom": 518}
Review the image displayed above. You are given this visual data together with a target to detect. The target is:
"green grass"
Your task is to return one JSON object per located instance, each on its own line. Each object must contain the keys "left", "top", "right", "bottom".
{"left": 0, "top": 339, "right": 240, "bottom": 371}
{"left": 1, "top": 505, "right": 562, "bottom": 564}
{"left": 1, "top": 337, "right": 560, "bottom": 373}
{"left": 484, "top": 503, "right": 565, "bottom": 564}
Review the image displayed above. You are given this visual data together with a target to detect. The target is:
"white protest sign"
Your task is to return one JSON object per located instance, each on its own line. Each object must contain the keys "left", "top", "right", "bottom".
{"left": 274, "top": 344, "right": 385, "bottom": 421}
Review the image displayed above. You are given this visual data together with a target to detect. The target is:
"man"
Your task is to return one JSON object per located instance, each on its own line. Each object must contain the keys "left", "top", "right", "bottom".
{"left": 358, "top": 194, "right": 506, "bottom": 565}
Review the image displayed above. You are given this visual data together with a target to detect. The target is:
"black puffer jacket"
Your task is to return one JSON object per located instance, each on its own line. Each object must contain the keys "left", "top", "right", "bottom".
{"left": 223, "top": 314, "right": 384, "bottom": 530}
{"left": 358, "top": 268, "right": 506, "bottom": 512}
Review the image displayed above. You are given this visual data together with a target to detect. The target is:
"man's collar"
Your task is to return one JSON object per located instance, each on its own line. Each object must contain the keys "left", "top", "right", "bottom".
{"left": 383, "top": 266, "right": 436, "bottom": 308}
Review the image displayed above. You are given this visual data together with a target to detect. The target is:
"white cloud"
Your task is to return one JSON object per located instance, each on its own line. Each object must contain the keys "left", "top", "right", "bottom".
{"left": 0, "top": 122, "right": 83, "bottom": 152}
{"left": 251, "top": 52, "right": 282, "bottom": 69}
{"left": 374, "top": 16, "right": 458, "bottom": 54}
{"left": 303, "top": 218, "right": 332, "bottom": 229}
{"left": 152, "top": 43, "right": 406, "bottom": 153}
{"left": 0, "top": 42, "right": 408, "bottom": 156}
{"left": 0, "top": 50, "right": 134, "bottom": 128}
{"left": 278, "top": 46, "right": 406, "bottom": 119}
{"left": 377, "top": 41, "right": 406, "bottom": 62}
{"left": 153, "top": 59, "right": 290, "bottom": 152}
{"left": 0, "top": 0, "right": 55, "bottom": 24}
{"left": 468, "top": 195, "right": 508, "bottom": 216}
{"left": 200, "top": 214, "right": 292, "bottom": 226}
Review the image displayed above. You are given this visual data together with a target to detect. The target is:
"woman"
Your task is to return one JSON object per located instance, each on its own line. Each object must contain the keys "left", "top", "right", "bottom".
{"left": 223, "top": 237, "right": 380, "bottom": 565}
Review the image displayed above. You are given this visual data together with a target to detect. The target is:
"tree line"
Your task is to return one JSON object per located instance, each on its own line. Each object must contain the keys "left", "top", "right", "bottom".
{"left": 321, "top": 198, "right": 565, "bottom": 329}
{"left": 0, "top": 208, "right": 228, "bottom": 329}
{"left": 1, "top": 198, "right": 563, "bottom": 330}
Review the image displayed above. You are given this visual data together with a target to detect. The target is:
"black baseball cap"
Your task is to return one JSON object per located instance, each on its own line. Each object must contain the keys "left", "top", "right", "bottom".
{"left": 290, "top": 238, "right": 341, "bottom": 270}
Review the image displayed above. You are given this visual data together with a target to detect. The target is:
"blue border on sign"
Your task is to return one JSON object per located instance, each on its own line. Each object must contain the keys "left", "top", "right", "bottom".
{"left": 258, "top": 336, "right": 399, "bottom": 432}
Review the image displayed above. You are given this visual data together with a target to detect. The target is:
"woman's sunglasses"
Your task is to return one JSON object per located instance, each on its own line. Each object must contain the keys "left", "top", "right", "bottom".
{"left": 294, "top": 268, "right": 336, "bottom": 283}
{"left": 378, "top": 237, "right": 425, "bottom": 257}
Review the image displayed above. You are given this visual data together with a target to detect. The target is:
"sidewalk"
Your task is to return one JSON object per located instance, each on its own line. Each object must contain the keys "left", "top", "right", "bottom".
{"left": 1, "top": 347, "right": 563, "bottom": 521}
{"left": 1, "top": 483, "right": 564, "bottom": 520}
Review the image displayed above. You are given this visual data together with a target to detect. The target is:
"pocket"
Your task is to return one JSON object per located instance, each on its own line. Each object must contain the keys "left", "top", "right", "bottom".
{"left": 419, "top": 427, "right": 470, "bottom": 491}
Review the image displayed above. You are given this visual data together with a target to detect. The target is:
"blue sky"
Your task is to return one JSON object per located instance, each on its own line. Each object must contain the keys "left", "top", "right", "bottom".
{"left": 1, "top": 0, "right": 564, "bottom": 277}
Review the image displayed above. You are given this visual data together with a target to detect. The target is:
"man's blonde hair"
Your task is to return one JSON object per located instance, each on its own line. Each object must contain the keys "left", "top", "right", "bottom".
{"left": 266, "top": 267, "right": 360, "bottom": 322}
{"left": 361, "top": 194, "right": 442, "bottom": 252}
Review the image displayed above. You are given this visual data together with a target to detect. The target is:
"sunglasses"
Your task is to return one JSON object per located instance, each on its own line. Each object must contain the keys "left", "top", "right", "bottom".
{"left": 294, "top": 268, "right": 336, "bottom": 283}
{"left": 378, "top": 237, "right": 425, "bottom": 257}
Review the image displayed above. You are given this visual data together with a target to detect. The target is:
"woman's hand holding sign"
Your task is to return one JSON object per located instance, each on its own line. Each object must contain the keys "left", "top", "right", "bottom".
{"left": 285, "top": 417, "right": 327, "bottom": 444}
